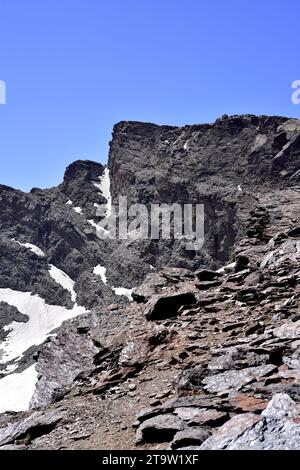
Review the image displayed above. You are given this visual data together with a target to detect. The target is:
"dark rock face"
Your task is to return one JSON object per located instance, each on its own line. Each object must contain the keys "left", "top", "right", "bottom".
{"left": 0, "top": 114, "right": 300, "bottom": 450}
{"left": 108, "top": 115, "right": 300, "bottom": 270}
{"left": 143, "top": 292, "right": 197, "bottom": 320}
{"left": 0, "top": 302, "right": 28, "bottom": 343}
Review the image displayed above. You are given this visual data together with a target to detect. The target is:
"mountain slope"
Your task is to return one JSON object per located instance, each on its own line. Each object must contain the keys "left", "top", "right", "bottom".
{"left": 0, "top": 114, "right": 299, "bottom": 449}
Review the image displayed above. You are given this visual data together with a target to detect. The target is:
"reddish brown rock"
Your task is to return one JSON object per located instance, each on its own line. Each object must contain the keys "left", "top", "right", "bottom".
{"left": 229, "top": 393, "right": 267, "bottom": 413}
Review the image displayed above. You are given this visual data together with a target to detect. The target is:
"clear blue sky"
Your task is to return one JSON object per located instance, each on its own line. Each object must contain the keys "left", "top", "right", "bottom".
{"left": 0, "top": 0, "right": 299, "bottom": 191}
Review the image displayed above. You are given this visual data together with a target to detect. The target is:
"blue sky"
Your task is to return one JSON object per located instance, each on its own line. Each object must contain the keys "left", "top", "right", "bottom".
{"left": 0, "top": 0, "right": 299, "bottom": 191}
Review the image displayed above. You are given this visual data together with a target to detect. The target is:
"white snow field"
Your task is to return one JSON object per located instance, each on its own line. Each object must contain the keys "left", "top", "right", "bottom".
{"left": 0, "top": 288, "right": 86, "bottom": 364}
{"left": 112, "top": 287, "right": 133, "bottom": 301}
{"left": 11, "top": 239, "right": 45, "bottom": 257}
{"left": 48, "top": 264, "right": 77, "bottom": 302}
{"left": 93, "top": 265, "right": 107, "bottom": 284}
{"left": 0, "top": 364, "right": 38, "bottom": 413}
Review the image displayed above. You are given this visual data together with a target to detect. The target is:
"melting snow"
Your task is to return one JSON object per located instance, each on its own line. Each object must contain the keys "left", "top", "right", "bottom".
{"left": 48, "top": 265, "right": 77, "bottom": 302}
{"left": 93, "top": 168, "right": 112, "bottom": 217}
{"left": 73, "top": 207, "right": 83, "bottom": 214}
{"left": 3, "top": 363, "right": 18, "bottom": 374}
{"left": 112, "top": 287, "right": 133, "bottom": 301}
{"left": 93, "top": 265, "right": 107, "bottom": 284}
{"left": 11, "top": 239, "right": 45, "bottom": 257}
{"left": 0, "top": 364, "right": 38, "bottom": 413}
{"left": 0, "top": 288, "right": 86, "bottom": 364}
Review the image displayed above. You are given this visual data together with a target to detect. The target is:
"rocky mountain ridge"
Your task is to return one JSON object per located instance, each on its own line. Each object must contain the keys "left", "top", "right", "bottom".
{"left": 0, "top": 114, "right": 299, "bottom": 449}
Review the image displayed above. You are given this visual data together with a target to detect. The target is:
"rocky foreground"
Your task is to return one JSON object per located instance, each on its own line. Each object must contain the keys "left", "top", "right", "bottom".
{"left": 0, "top": 185, "right": 299, "bottom": 449}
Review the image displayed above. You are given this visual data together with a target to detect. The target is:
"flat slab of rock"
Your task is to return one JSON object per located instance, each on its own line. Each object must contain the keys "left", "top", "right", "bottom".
{"left": 273, "top": 320, "right": 300, "bottom": 339}
{"left": 202, "top": 365, "right": 277, "bottom": 394}
{"left": 135, "top": 414, "right": 184, "bottom": 444}
{"left": 200, "top": 413, "right": 262, "bottom": 449}
{"left": 0, "top": 409, "right": 66, "bottom": 447}
{"left": 187, "top": 409, "right": 228, "bottom": 426}
{"left": 174, "top": 407, "right": 227, "bottom": 426}
{"left": 171, "top": 428, "right": 211, "bottom": 449}
{"left": 229, "top": 393, "right": 267, "bottom": 413}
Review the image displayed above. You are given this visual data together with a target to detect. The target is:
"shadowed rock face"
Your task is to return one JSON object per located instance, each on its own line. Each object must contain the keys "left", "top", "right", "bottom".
{"left": 0, "top": 114, "right": 300, "bottom": 449}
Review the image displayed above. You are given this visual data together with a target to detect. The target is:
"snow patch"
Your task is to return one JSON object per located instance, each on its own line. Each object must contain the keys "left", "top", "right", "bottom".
{"left": 0, "top": 288, "right": 86, "bottom": 364}
{"left": 93, "top": 265, "right": 107, "bottom": 284}
{"left": 66, "top": 199, "right": 73, "bottom": 205}
{"left": 0, "top": 364, "right": 38, "bottom": 413}
{"left": 48, "top": 265, "right": 77, "bottom": 302}
{"left": 112, "top": 287, "right": 133, "bottom": 301}
{"left": 73, "top": 206, "right": 83, "bottom": 214}
{"left": 217, "top": 262, "right": 236, "bottom": 274}
{"left": 237, "top": 185, "right": 242, "bottom": 192}
{"left": 93, "top": 168, "right": 112, "bottom": 217}
{"left": 11, "top": 239, "right": 45, "bottom": 257}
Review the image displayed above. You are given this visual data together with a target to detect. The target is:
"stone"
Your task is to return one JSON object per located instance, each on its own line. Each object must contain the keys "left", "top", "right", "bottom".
{"left": 202, "top": 365, "right": 277, "bottom": 394}
{"left": 143, "top": 292, "right": 197, "bottom": 320}
{"left": 186, "top": 409, "right": 228, "bottom": 426}
{"left": 174, "top": 407, "right": 204, "bottom": 421}
{"left": 171, "top": 428, "right": 211, "bottom": 449}
{"left": 0, "top": 409, "right": 66, "bottom": 447}
{"left": 195, "top": 270, "right": 222, "bottom": 282}
{"left": 200, "top": 413, "right": 262, "bottom": 449}
{"left": 135, "top": 414, "right": 184, "bottom": 444}
{"left": 207, "top": 349, "right": 269, "bottom": 372}
{"left": 273, "top": 320, "right": 300, "bottom": 340}
{"left": 262, "top": 393, "right": 298, "bottom": 420}
{"left": 229, "top": 393, "right": 267, "bottom": 413}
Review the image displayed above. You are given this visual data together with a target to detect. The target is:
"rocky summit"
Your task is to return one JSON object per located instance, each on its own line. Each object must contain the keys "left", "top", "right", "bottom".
{"left": 0, "top": 114, "right": 300, "bottom": 450}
